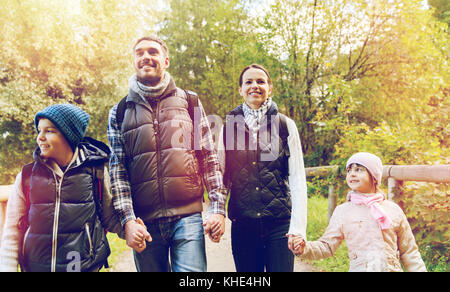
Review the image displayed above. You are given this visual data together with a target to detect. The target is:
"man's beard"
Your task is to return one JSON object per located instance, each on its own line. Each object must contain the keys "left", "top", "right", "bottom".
{"left": 137, "top": 73, "right": 163, "bottom": 87}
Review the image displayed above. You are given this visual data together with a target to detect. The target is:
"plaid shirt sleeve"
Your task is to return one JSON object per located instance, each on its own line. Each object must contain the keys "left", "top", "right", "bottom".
{"left": 107, "top": 104, "right": 136, "bottom": 226}
{"left": 194, "top": 99, "right": 227, "bottom": 217}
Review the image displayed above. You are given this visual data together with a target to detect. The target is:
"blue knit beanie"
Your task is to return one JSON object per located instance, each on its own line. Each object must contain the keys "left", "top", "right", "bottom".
{"left": 34, "top": 104, "right": 90, "bottom": 150}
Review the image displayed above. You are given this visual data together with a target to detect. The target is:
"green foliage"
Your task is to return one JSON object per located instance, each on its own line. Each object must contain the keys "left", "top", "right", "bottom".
{"left": 394, "top": 182, "right": 449, "bottom": 272}
{"left": 0, "top": 0, "right": 164, "bottom": 184}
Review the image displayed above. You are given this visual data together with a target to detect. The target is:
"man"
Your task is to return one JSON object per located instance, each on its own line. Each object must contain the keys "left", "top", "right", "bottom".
{"left": 107, "top": 36, "right": 226, "bottom": 272}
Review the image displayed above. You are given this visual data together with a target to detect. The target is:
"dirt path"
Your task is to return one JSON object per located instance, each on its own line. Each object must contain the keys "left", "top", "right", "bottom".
{"left": 109, "top": 213, "right": 316, "bottom": 272}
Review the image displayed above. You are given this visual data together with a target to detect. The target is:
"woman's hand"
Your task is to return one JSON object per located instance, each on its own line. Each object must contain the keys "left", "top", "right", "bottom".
{"left": 286, "top": 234, "right": 306, "bottom": 255}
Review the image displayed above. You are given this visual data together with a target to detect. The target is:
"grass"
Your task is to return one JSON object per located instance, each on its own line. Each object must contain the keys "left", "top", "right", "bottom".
{"left": 102, "top": 232, "right": 130, "bottom": 272}
{"left": 304, "top": 195, "right": 349, "bottom": 272}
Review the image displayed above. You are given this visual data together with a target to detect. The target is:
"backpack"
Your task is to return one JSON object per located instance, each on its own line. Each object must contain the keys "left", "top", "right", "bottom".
{"left": 17, "top": 162, "right": 105, "bottom": 271}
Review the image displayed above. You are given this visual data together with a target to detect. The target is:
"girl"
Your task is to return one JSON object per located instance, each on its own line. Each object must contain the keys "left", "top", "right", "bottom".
{"left": 220, "top": 64, "right": 308, "bottom": 272}
{"left": 0, "top": 104, "right": 131, "bottom": 272}
{"left": 293, "top": 152, "right": 426, "bottom": 272}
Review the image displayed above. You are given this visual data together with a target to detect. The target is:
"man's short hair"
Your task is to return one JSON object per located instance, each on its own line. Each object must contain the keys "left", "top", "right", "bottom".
{"left": 133, "top": 35, "right": 169, "bottom": 57}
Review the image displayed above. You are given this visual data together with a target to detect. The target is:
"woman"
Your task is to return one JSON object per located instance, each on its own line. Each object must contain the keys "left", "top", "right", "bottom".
{"left": 220, "top": 64, "right": 308, "bottom": 272}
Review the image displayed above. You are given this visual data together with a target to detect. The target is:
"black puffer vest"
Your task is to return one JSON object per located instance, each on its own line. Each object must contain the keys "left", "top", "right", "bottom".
{"left": 121, "top": 79, "right": 204, "bottom": 221}
{"left": 23, "top": 138, "right": 110, "bottom": 272}
{"left": 224, "top": 102, "right": 292, "bottom": 221}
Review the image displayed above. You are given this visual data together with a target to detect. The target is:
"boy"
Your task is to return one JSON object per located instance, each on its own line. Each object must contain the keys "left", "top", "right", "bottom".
{"left": 0, "top": 104, "right": 126, "bottom": 272}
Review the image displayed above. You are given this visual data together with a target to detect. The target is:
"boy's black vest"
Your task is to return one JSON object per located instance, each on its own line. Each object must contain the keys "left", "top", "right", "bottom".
{"left": 223, "top": 103, "right": 292, "bottom": 221}
{"left": 22, "top": 138, "right": 110, "bottom": 272}
{"left": 118, "top": 83, "right": 204, "bottom": 222}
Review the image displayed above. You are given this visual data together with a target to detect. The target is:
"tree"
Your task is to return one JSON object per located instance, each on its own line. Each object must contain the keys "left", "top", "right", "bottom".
{"left": 158, "top": 0, "right": 266, "bottom": 117}
{"left": 256, "top": 0, "right": 449, "bottom": 166}
{"left": 0, "top": 0, "right": 164, "bottom": 183}
{"left": 428, "top": 0, "right": 450, "bottom": 27}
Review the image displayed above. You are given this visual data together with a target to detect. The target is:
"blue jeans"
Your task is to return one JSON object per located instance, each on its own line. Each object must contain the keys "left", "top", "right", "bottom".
{"left": 133, "top": 213, "right": 207, "bottom": 272}
{"left": 231, "top": 218, "right": 294, "bottom": 272}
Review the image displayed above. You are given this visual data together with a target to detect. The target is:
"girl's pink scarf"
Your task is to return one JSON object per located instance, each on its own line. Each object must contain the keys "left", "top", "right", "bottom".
{"left": 347, "top": 191, "right": 392, "bottom": 230}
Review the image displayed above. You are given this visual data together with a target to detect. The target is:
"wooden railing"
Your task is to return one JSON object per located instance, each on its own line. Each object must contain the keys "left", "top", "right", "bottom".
{"left": 1, "top": 164, "right": 449, "bottom": 244}
{"left": 307, "top": 164, "right": 450, "bottom": 220}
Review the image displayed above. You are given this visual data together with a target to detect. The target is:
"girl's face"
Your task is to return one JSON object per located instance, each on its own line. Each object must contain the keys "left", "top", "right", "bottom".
{"left": 36, "top": 118, "right": 74, "bottom": 167}
{"left": 239, "top": 67, "right": 273, "bottom": 109}
{"left": 346, "top": 163, "right": 376, "bottom": 193}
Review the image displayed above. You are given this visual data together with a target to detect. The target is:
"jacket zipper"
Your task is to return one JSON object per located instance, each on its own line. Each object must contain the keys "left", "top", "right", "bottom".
{"left": 51, "top": 171, "right": 63, "bottom": 272}
{"left": 154, "top": 100, "right": 168, "bottom": 217}
{"left": 85, "top": 223, "right": 94, "bottom": 258}
{"left": 22, "top": 227, "right": 30, "bottom": 260}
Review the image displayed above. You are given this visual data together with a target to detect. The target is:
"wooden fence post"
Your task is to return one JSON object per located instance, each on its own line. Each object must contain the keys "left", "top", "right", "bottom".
{"left": 0, "top": 202, "right": 6, "bottom": 247}
{"left": 327, "top": 184, "right": 336, "bottom": 221}
{"left": 387, "top": 177, "right": 398, "bottom": 201}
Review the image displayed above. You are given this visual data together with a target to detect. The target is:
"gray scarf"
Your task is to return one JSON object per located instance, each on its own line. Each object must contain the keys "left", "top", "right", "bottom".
{"left": 129, "top": 72, "right": 171, "bottom": 101}
{"left": 242, "top": 97, "right": 272, "bottom": 135}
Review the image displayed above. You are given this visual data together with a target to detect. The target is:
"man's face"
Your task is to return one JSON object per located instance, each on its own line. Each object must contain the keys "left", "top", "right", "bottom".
{"left": 133, "top": 40, "right": 169, "bottom": 86}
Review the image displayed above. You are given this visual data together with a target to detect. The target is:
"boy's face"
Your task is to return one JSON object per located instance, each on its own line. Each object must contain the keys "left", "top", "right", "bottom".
{"left": 36, "top": 118, "right": 73, "bottom": 166}
{"left": 346, "top": 163, "right": 376, "bottom": 193}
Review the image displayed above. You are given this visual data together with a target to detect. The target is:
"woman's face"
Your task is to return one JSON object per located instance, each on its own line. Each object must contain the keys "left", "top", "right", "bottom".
{"left": 239, "top": 67, "right": 272, "bottom": 109}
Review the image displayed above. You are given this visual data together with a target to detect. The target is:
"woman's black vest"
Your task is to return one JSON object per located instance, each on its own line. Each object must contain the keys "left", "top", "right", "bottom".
{"left": 223, "top": 103, "right": 292, "bottom": 221}
{"left": 23, "top": 139, "right": 110, "bottom": 272}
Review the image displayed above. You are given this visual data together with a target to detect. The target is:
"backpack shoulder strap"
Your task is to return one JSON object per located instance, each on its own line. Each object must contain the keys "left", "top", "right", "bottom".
{"left": 278, "top": 114, "right": 289, "bottom": 140}
{"left": 184, "top": 89, "right": 199, "bottom": 151}
{"left": 91, "top": 164, "right": 104, "bottom": 209}
{"left": 116, "top": 95, "right": 130, "bottom": 130}
{"left": 184, "top": 89, "right": 199, "bottom": 122}
{"left": 278, "top": 113, "right": 290, "bottom": 157}
{"left": 20, "top": 163, "right": 34, "bottom": 213}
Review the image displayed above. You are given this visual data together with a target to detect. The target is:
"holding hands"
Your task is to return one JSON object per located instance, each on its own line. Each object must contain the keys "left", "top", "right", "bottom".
{"left": 286, "top": 234, "right": 306, "bottom": 255}
{"left": 203, "top": 214, "right": 225, "bottom": 243}
{"left": 125, "top": 217, "right": 152, "bottom": 253}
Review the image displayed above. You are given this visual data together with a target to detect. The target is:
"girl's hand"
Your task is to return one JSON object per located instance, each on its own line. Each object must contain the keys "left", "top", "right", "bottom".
{"left": 286, "top": 234, "right": 306, "bottom": 255}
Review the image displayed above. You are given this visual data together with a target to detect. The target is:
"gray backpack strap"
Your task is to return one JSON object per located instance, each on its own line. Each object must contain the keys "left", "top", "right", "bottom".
{"left": 184, "top": 89, "right": 199, "bottom": 151}
{"left": 116, "top": 95, "right": 132, "bottom": 130}
{"left": 278, "top": 113, "right": 289, "bottom": 157}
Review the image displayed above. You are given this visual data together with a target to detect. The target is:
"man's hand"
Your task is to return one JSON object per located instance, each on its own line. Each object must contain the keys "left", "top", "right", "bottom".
{"left": 124, "top": 218, "right": 152, "bottom": 253}
{"left": 203, "top": 214, "right": 225, "bottom": 243}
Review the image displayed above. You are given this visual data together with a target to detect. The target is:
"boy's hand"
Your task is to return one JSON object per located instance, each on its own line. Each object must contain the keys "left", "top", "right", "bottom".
{"left": 286, "top": 234, "right": 306, "bottom": 255}
{"left": 125, "top": 217, "right": 152, "bottom": 253}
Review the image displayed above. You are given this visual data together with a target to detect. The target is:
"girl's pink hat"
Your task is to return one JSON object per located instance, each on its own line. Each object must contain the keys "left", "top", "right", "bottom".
{"left": 346, "top": 152, "right": 383, "bottom": 185}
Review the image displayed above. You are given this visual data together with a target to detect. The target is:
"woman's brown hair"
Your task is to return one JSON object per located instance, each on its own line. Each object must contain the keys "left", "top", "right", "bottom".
{"left": 238, "top": 64, "right": 272, "bottom": 87}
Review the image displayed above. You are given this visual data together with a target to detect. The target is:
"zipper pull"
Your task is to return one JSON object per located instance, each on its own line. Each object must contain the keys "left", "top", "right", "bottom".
{"left": 85, "top": 223, "right": 94, "bottom": 258}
